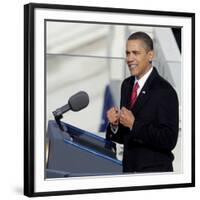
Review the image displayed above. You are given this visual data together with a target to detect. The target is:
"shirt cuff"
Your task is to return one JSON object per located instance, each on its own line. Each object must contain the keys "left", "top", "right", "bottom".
{"left": 110, "top": 124, "right": 119, "bottom": 134}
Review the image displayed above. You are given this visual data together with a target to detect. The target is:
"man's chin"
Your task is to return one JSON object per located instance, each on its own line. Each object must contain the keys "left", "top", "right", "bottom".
{"left": 129, "top": 68, "right": 137, "bottom": 76}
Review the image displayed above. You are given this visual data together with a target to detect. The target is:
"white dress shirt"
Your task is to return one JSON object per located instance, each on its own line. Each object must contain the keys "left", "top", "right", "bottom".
{"left": 135, "top": 66, "right": 153, "bottom": 96}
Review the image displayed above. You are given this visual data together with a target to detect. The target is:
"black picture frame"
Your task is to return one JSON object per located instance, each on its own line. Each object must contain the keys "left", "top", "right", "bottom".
{"left": 24, "top": 3, "right": 195, "bottom": 197}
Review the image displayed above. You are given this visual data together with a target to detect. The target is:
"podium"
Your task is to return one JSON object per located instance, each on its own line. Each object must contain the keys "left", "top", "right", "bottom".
{"left": 46, "top": 120, "right": 122, "bottom": 178}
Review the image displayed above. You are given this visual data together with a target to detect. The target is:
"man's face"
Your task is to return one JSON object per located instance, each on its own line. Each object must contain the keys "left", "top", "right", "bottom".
{"left": 126, "top": 39, "right": 154, "bottom": 79}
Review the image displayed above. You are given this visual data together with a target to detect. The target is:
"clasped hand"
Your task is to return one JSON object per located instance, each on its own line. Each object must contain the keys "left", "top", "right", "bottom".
{"left": 107, "top": 107, "right": 135, "bottom": 129}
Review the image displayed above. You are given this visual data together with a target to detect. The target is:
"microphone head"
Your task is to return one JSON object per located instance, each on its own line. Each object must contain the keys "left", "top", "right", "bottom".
{"left": 68, "top": 91, "right": 89, "bottom": 111}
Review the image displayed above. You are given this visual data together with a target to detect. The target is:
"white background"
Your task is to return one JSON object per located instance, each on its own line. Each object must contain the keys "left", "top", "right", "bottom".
{"left": 0, "top": 0, "right": 199, "bottom": 199}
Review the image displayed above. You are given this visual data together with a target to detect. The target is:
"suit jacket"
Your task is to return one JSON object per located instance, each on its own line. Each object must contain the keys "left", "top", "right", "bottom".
{"left": 106, "top": 67, "right": 179, "bottom": 173}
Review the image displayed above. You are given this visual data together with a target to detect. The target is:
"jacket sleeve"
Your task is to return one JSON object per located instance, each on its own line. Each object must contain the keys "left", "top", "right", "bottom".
{"left": 106, "top": 123, "right": 125, "bottom": 144}
{"left": 129, "top": 88, "right": 179, "bottom": 151}
{"left": 106, "top": 79, "right": 129, "bottom": 144}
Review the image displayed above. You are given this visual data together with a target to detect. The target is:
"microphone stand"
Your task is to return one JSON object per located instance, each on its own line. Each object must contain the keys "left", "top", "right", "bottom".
{"left": 52, "top": 109, "right": 73, "bottom": 141}
{"left": 52, "top": 104, "right": 71, "bottom": 131}
{"left": 53, "top": 114, "right": 64, "bottom": 131}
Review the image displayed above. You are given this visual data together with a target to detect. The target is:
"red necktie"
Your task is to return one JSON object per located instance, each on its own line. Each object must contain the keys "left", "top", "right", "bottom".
{"left": 130, "top": 82, "right": 139, "bottom": 108}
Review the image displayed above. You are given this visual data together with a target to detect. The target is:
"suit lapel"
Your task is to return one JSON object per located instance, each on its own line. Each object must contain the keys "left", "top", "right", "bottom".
{"left": 124, "top": 76, "right": 135, "bottom": 108}
{"left": 132, "top": 68, "right": 158, "bottom": 115}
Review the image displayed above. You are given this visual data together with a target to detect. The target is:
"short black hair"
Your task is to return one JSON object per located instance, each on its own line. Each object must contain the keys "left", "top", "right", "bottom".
{"left": 128, "top": 31, "right": 153, "bottom": 51}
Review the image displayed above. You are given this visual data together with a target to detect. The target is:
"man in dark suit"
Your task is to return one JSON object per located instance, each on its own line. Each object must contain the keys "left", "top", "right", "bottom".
{"left": 106, "top": 32, "right": 179, "bottom": 173}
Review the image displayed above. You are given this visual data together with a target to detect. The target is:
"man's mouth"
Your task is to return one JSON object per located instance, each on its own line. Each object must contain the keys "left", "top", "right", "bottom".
{"left": 129, "top": 64, "right": 137, "bottom": 69}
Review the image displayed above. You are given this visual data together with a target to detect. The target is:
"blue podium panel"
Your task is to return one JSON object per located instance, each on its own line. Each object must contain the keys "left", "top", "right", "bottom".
{"left": 46, "top": 120, "right": 122, "bottom": 178}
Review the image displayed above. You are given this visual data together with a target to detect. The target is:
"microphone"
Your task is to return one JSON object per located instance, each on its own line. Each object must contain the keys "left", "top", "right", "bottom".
{"left": 53, "top": 91, "right": 89, "bottom": 120}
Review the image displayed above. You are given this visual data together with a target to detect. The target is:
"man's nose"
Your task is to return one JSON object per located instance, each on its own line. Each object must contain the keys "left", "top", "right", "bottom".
{"left": 127, "top": 53, "right": 135, "bottom": 61}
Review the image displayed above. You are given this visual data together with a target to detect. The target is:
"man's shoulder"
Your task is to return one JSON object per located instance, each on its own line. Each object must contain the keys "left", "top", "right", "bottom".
{"left": 154, "top": 74, "right": 174, "bottom": 90}
{"left": 152, "top": 71, "right": 178, "bottom": 99}
{"left": 122, "top": 76, "right": 134, "bottom": 86}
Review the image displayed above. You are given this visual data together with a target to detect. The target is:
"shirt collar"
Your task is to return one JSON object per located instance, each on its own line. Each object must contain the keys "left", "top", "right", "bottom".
{"left": 135, "top": 66, "right": 153, "bottom": 89}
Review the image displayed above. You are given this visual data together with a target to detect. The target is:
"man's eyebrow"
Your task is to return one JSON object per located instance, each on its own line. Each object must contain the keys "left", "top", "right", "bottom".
{"left": 126, "top": 50, "right": 140, "bottom": 53}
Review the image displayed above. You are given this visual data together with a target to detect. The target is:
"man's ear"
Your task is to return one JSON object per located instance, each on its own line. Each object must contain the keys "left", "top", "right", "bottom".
{"left": 148, "top": 50, "right": 154, "bottom": 62}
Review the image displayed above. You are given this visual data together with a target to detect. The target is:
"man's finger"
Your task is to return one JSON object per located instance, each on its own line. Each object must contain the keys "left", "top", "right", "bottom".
{"left": 121, "top": 107, "right": 128, "bottom": 114}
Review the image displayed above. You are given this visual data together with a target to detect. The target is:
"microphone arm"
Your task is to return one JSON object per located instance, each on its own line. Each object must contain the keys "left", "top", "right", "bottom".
{"left": 52, "top": 104, "right": 71, "bottom": 131}
{"left": 53, "top": 104, "right": 70, "bottom": 120}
